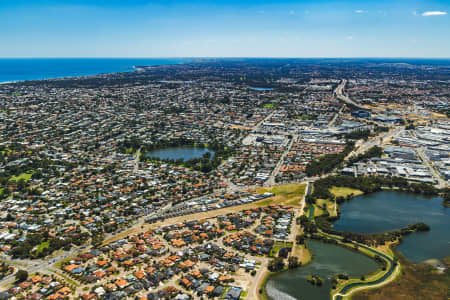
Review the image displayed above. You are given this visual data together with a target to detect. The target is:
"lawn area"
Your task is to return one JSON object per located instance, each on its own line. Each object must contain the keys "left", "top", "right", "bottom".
{"left": 36, "top": 241, "right": 49, "bottom": 255}
{"left": 9, "top": 171, "right": 33, "bottom": 182}
{"left": 270, "top": 241, "right": 293, "bottom": 257}
{"left": 316, "top": 198, "right": 337, "bottom": 217}
{"left": 329, "top": 186, "right": 363, "bottom": 198}
{"left": 352, "top": 254, "right": 450, "bottom": 300}
{"left": 240, "top": 290, "right": 248, "bottom": 299}
{"left": 292, "top": 244, "right": 312, "bottom": 265}
{"left": 263, "top": 103, "right": 278, "bottom": 108}
{"left": 255, "top": 198, "right": 276, "bottom": 207}
{"left": 312, "top": 204, "right": 326, "bottom": 217}
{"left": 0, "top": 188, "right": 3, "bottom": 195}
{"left": 255, "top": 183, "right": 306, "bottom": 207}
{"left": 0, "top": 148, "right": 12, "bottom": 155}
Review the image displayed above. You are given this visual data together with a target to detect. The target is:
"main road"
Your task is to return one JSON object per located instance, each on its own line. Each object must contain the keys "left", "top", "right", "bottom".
{"left": 334, "top": 79, "right": 367, "bottom": 111}
{"left": 347, "top": 126, "right": 404, "bottom": 159}
{"left": 416, "top": 147, "right": 446, "bottom": 188}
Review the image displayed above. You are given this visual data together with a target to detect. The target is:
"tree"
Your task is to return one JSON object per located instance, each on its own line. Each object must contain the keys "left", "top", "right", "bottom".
{"left": 268, "top": 258, "right": 285, "bottom": 272}
{"left": 288, "top": 256, "right": 299, "bottom": 269}
{"left": 296, "top": 234, "right": 305, "bottom": 245}
{"left": 15, "top": 270, "right": 28, "bottom": 282}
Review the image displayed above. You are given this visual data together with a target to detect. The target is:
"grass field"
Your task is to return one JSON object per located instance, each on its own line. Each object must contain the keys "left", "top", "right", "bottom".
{"left": 263, "top": 103, "right": 278, "bottom": 108}
{"left": 270, "top": 241, "right": 293, "bottom": 257}
{"left": 329, "top": 186, "right": 363, "bottom": 198}
{"left": 352, "top": 254, "right": 450, "bottom": 300}
{"left": 292, "top": 243, "right": 312, "bottom": 265}
{"left": 312, "top": 204, "right": 326, "bottom": 217}
{"left": 316, "top": 198, "right": 337, "bottom": 217}
{"left": 0, "top": 148, "right": 12, "bottom": 156}
{"left": 256, "top": 183, "right": 306, "bottom": 207}
{"left": 9, "top": 171, "right": 33, "bottom": 182}
{"left": 36, "top": 241, "right": 49, "bottom": 255}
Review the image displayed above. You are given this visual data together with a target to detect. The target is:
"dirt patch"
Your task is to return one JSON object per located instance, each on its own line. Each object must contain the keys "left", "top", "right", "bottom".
{"left": 255, "top": 183, "right": 306, "bottom": 208}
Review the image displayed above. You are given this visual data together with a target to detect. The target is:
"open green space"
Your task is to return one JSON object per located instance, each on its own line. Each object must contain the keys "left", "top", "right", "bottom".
{"left": 257, "top": 183, "right": 306, "bottom": 198}
{"left": 312, "top": 204, "right": 326, "bottom": 217}
{"left": 263, "top": 103, "right": 278, "bottom": 108}
{"left": 9, "top": 171, "right": 33, "bottom": 182}
{"left": 329, "top": 186, "right": 363, "bottom": 198}
{"left": 316, "top": 198, "right": 337, "bottom": 217}
{"left": 0, "top": 148, "right": 12, "bottom": 155}
{"left": 36, "top": 241, "right": 49, "bottom": 255}
{"left": 256, "top": 183, "right": 306, "bottom": 207}
{"left": 270, "top": 241, "right": 293, "bottom": 257}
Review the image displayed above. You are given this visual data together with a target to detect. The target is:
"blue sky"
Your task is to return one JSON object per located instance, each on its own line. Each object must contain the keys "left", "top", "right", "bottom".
{"left": 1, "top": 0, "right": 449, "bottom": 57}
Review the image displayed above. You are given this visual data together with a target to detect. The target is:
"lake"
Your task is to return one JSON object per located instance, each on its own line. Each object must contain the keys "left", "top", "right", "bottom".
{"left": 146, "top": 146, "right": 214, "bottom": 161}
{"left": 249, "top": 87, "right": 274, "bottom": 91}
{"left": 266, "top": 239, "right": 378, "bottom": 300}
{"left": 333, "top": 191, "right": 450, "bottom": 263}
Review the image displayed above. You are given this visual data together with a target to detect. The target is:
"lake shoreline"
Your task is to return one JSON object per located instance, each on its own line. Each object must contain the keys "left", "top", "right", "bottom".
{"left": 263, "top": 189, "right": 448, "bottom": 300}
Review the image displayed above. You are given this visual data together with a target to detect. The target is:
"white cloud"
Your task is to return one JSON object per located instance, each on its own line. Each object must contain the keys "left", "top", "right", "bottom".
{"left": 421, "top": 11, "right": 447, "bottom": 16}
{"left": 354, "top": 10, "right": 367, "bottom": 14}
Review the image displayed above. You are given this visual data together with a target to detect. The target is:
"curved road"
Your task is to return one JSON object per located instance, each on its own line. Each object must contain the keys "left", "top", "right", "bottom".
{"left": 334, "top": 241, "right": 398, "bottom": 300}
{"left": 314, "top": 232, "right": 398, "bottom": 300}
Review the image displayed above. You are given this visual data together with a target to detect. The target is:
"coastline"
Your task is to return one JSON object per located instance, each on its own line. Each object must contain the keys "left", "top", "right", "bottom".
{"left": 0, "top": 58, "right": 189, "bottom": 84}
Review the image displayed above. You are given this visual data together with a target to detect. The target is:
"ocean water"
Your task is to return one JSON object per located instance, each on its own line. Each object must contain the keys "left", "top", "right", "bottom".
{"left": 0, "top": 58, "right": 188, "bottom": 83}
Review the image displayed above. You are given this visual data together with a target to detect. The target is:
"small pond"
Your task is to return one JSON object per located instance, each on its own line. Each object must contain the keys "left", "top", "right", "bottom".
{"left": 249, "top": 87, "right": 274, "bottom": 91}
{"left": 146, "top": 146, "right": 214, "bottom": 161}
{"left": 267, "top": 239, "right": 379, "bottom": 300}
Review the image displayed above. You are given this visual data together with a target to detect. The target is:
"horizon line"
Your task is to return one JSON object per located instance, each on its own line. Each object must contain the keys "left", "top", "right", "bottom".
{"left": 1, "top": 56, "right": 450, "bottom": 59}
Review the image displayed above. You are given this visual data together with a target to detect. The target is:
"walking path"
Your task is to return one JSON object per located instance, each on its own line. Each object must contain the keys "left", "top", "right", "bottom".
{"left": 316, "top": 231, "right": 399, "bottom": 300}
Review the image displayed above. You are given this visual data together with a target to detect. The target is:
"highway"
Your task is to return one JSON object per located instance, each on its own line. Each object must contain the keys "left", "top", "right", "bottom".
{"left": 329, "top": 104, "right": 345, "bottom": 126}
{"left": 334, "top": 79, "right": 367, "bottom": 111}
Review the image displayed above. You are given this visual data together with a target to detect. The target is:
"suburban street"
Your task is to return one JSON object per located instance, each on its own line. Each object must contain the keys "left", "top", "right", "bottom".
{"left": 265, "top": 134, "right": 297, "bottom": 186}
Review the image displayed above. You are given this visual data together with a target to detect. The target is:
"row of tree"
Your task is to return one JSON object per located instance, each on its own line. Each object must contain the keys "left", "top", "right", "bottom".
{"left": 305, "top": 142, "right": 355, "bottom": 176}
{"left": 348, "top": 145, "right": 383, "bottom": 164}
{"left": 10, "top": 231, "right": 90, "bottom": 259}
{"left": 308, "top": 175, "right": 439, "bottom": 204}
